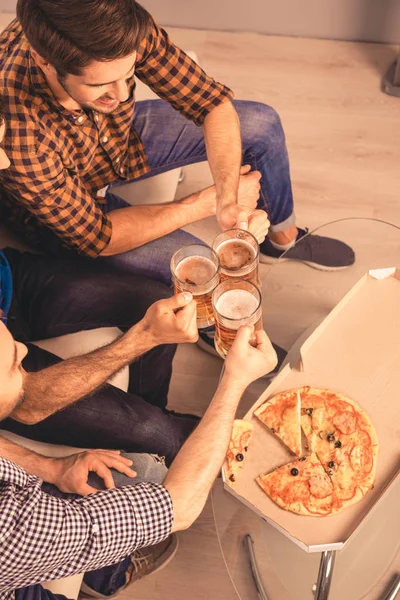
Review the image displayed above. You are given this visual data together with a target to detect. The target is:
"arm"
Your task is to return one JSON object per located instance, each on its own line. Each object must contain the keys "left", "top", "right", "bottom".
{"left": 12, "top": 293, "right": 198, "bottom": 424}
{"left": 0, "top": 436, "right": 135, "bottom": 495}
{"left": 0, "top": 457, "right": 173, "bottom": 590}
{"left": 164, "top": 326, "right": 278, "bottom": 531}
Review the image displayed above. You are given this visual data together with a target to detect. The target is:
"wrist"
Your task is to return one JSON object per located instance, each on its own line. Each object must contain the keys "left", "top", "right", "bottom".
{"left": 181, "top": 187, "right": 216, "bottom": 219}
{"left": 40, "top": 456, "right": 60, "bottom": 485}
{"left": 220, "top": 372, "right": 248, "bottom": 395}
{"left": 125, "top": 320, "right": 157, "bottom": 354}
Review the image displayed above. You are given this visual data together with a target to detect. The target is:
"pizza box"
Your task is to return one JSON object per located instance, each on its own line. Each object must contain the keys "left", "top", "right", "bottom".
{"left": 222, "top": 267, "right": 400, "bottom": 553}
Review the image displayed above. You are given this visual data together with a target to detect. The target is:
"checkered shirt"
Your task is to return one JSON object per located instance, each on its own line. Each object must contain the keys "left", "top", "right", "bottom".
{"left": 0, "top": 18, "right": 233, "bottom": 257}
{"left": 0, "top": 457, "right": 173, "bottom": 600}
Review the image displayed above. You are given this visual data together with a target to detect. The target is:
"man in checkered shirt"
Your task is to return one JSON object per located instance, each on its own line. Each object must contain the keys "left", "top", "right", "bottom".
{"left": 0, "top": 260, "right": 278, "bottom": 600}
{"left": 0, "top": 0, "right": 354, "bottom": 292}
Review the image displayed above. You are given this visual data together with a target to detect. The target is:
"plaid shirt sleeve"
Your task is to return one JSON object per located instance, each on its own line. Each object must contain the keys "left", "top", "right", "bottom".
{"left": 0, "top": 129, "right": 112, "bottom": 258}
{"left": 135, "top": 18, "right": 234, "bottom": 126}
{"left": 0, "top": 458, "right": 173, "bottom": 596}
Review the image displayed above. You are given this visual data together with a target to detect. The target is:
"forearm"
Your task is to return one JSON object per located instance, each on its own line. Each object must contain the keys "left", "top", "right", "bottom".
{"left": 203, "top": 101, "right": 242, "bottom": 208}
{"left": 101, "top": 189, "right": 214, "bottom": 256}
{"left": 0, "top": 435, "right": 57, "bottom": 482}
{"left": 164, "top": 373, "right": 246, "bottom": 531}
{"left": 12, "top": 322, "right": 154, "bottom": 424}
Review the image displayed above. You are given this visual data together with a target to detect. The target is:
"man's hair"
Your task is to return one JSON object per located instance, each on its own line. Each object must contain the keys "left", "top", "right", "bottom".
{"left": 17, "top": 0, "right": 152, "bottom": 77}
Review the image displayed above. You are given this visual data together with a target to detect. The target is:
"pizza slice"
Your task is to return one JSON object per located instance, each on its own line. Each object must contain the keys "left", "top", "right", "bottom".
{"left": 256, "top": 453, "right": 335, "bottom": 516}
{"left": 254, "top": 389, "right": 302, "bottom": 456}
{"left": 224, "top": 419, "right": 253, "bottom": 486}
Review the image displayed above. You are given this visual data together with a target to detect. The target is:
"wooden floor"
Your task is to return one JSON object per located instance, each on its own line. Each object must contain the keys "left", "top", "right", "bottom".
{"left": 1, "top": 13, "right": 400, "bottom": 599}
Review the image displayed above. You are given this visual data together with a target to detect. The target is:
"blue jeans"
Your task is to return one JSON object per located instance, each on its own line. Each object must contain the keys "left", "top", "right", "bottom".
{"left": 15, "top": 454, "right": 168, "bottom": 600}
{"left": 102, "top": 99, "right": 295, "bottom": 286}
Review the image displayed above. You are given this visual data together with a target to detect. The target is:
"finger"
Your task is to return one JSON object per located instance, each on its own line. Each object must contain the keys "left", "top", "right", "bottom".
{"left": 176, "top": 300, "right": 199, "bottom": 341}
{"left": 155, "top": 293, "right": 193, "bottom": 314}
{"left": 240, "top": 164, "right": 252, "bottom": 174}
{"left": 91, "top": 449, "right": 121, "bottom": 456}
{"left": 91, "top": 461, "right": 116, "bottom": 490}
{"left": 235, "top": 209, "right": 249, "bottom": 231}
{"left": 96, "top": 452, "right": 133, "bottom": 466}
{"left": 101, "top": 456, "right": 137, "bottom": 477}
{"left": 232, "top": 324, "right": 255, "bottom": 350}
{"left": 76, "top": 482, "right": 99, "bottom": 496}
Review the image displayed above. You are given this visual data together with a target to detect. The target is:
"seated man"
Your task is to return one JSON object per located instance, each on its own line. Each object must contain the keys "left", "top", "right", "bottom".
{"left": 0, "top": 0, "right": 354, "bottom": 295}
{"left": 0, "top": 319, "right": 278, "bottom": 599}
{"left": 0, "top": 110, "right": 200, "bottom": 467}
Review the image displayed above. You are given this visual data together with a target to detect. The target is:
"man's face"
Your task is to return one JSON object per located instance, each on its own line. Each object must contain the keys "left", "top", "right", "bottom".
{"left": 0, "top": 122, "right": 10, "bottom": 169}
{"left": 58, "top": 52, "right": 137, "bottom": 114}
{"left": 0, "top": 323, "right": 28, "bottom": 420}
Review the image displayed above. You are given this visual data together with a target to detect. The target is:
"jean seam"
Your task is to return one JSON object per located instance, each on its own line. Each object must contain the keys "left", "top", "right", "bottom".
{"left": 245, "top": 150, "right": 272, "bottom": 219}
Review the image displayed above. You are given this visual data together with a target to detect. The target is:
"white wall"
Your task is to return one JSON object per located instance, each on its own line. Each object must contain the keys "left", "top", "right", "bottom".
{"left": 2, "top": 0, "right": 400, "bottom": 43}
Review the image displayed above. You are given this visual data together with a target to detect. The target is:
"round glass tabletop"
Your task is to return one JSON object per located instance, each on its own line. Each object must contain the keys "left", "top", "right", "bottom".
{"left": 212, "top": 218, "right": 400, "bottom": 600}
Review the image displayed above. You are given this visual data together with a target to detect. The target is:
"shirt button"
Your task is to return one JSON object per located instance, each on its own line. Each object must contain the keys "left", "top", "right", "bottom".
{"left": 77, "top": 116, "right": 84, "bottom": 123}
{"left": 94, "top": 115, "right": 99, "bottom": 122}
{"left": 102, "top": 136, "right": 109, "bottom": 143}
{"left": 120, "top": 167, "right": 125, "bottom": 175}
{"left": 92, "top": 524, "right": 99, "bottom": 534}
{"left": 115, "top": 157, "right": 120, "bottom": 164}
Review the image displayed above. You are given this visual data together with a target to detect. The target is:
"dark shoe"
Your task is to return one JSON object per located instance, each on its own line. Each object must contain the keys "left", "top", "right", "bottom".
{"left": 81, "top": 535, "right": 179, "bottom": 598}
{"left": 197, "top": 330, "right": 287, "bottom": 378}
{"left": 260, "top": 227, "right": 355, "bottom": 271}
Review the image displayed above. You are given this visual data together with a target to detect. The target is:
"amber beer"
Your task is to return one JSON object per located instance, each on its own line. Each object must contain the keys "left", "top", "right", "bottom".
{"left": 213, "top": 229, "right": 260, "bottom": 287}
{"left": 212, "top": 280, "right": 263, "bottom": 358}
{"left": 171, "top": 244, "right": 220, "bottom": 328}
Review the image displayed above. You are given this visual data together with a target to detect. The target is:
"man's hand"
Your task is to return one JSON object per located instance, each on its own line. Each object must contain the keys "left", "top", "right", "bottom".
{"left": 216, "top": 166, "right": 269, "bottom": 242}
{"left": 141, "top": 293, "right": 199, "bottom": 346}
{"left": 49, "top": 450, "right": 137, "bottom": 496}
{"left": 225, "top": 326, "right": 278, "bottom": 387}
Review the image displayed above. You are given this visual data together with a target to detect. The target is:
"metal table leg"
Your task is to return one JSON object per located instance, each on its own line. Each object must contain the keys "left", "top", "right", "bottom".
{"left": 314, "top": 551, "right": 336, "bottom": 600}
{"left": 243, "top": 534, "right": 269, "bottom": 600}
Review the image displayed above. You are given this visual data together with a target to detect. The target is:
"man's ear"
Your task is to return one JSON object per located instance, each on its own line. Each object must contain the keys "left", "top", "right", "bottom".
{"left": 30, "top": 49, "right": 53, "bottom": 74}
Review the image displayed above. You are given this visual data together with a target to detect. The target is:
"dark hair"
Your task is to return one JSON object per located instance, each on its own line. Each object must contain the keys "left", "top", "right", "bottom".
{"left": 17, "top": 0, "right": 152, "bottom": 77}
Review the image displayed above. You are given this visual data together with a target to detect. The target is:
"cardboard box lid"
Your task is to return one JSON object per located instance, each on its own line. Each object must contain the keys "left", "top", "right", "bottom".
{"left": 226, "top": 269, "right": 400, "bottom": 552}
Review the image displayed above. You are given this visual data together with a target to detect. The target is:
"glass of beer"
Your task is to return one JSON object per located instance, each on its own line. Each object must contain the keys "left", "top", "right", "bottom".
{"left": 212, "top": 279, "right": 263, "bottom": 358}
{"left": 171, "top": 244, "right": 220, "bottom": 328}
{"left": 213, "top": 229, "right": 260, "bottom": 287}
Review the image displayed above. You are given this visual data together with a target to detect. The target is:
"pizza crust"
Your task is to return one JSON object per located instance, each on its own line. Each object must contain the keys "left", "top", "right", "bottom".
{"left": 224, "top": 419, "right": 253, "bottom": 487}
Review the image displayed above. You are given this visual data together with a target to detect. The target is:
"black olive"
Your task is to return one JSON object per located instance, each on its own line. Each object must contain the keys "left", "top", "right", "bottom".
{"left": 328, "top": 461, "right": 335, "bottom": 469}
{"left": 244, "top": 446, "right": 248, "bottom": 452}
{"left": 299, "top": 457, "right": 306, "bottom": 461}
{"left": 229, "top": 474, "right": 235, "bottom": 482}
{"left": 270, "top": 428, "right": 276, "bottom": 433}
{"left": 291, "top": 468, "right": 299, "bottom": 476}
{"left": 236, "top": 453, "right": 244, "bottom": 462}
{"left": 327, "top": 434, "right": 335, "bottom": 443}
{"left": 305, "top": 408, "right": 313, "bottom": 416}
{"left": 335, "top": 441, "right": 342, "bottom": 449}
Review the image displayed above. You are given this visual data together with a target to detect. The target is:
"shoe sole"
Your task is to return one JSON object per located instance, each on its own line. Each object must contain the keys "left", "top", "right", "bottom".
{"left": 80, "top": 536, "right": 179, "bottom": 599}
{"left": 259, "top": 253, "right": 353, "bottom": 272}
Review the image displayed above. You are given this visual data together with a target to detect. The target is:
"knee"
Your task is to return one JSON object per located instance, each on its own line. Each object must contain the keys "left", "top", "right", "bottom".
{"left": 239, "top": 101, "right": 285, "bottom": 149}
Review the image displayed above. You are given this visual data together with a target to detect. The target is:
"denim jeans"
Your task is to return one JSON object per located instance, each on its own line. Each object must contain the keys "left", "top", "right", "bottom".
{"left": 15, "top": 453, "right": 168, "bottom": 600}
{"left": 100, "top": 99, "right": 295, "bottom": 286}
{"left": 1, "top": 248, "right": 199, "bottom": 465}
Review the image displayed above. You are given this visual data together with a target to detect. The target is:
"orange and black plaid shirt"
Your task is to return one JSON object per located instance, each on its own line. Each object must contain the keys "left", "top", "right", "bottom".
{"left": 0, "top": 19, "right": 233, "bottom": 256}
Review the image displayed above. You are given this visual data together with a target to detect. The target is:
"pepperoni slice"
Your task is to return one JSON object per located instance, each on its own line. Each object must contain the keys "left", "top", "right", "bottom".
{"left": 332, "top": 410, "right": 357, "bottom": 435}
{"left": 282, "top": 481, "right": 311, "bottom": 503}
{"left": 350, "top": 445, "right": 373, "bottom": 475}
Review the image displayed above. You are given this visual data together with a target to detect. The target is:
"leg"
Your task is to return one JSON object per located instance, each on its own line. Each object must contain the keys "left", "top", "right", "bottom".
{"left": 1, "top": 344, "right": 198, "bottom": 465}
{"left": 15, "top": 585, "right": 70, "bottom": 600}
{"left": 4, "top": 247, "right": 177, "bottom": 396}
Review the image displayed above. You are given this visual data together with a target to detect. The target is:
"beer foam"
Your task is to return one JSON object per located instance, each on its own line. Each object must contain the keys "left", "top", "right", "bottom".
{"left": 217, "top": 239, "right": 255, "bottom": 270}
{"left": 175, "top": 255, "right": 216, "bottom": 285}
{"left": 215, "top": 289, "right": 259, "bottom": 319}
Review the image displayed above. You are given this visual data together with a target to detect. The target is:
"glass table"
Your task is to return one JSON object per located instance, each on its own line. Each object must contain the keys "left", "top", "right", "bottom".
{"left": 212, "top": 219, "right": 400, "bottom": 600}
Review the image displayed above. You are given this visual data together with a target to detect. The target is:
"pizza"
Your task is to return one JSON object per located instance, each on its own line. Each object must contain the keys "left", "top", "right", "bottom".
{"left": 225, "top": 419, "right": 253, "bottom": 486}
{"left": 256, "top": 453, "right": 334, "bottom": 516}
{"left": 299, "top": 387, "right": 378, "bottom": 507}
{"left": 254, "top": 389, "right": 302, "bottom": 456}
{"left": 255, "top": 387, "right": 378, "bottom": 516}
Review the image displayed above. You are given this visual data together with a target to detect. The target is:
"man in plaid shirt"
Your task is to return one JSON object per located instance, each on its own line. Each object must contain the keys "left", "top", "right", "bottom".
{"left": 0, "top": 262, "right": 278, "bottom": 600}
{"left": 0, "top": 1, "right": 354, "bottom": 289}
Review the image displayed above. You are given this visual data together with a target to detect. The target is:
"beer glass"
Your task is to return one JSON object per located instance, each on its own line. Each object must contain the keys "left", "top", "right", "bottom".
{"left": 213, "top": 229, "right": 260, "bottom": 287}
{"left": 212, "top": 279, "right": 263, "bottom": 358}
{"left": 171, "top": 244, "right": 220, "bottom": 328}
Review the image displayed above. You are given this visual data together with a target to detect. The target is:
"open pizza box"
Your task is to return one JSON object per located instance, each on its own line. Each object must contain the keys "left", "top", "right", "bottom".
{"left": 222, "top": 267, "right": 400, "bottom": 553}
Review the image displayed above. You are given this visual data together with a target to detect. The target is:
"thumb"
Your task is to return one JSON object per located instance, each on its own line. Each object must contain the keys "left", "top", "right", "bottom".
{"left": 156, "top": 292, "right": 194, "bottom": 313}
{"left": 240, "top": 164, "right": 252, "bottom": 175}
{"left": 232, "top": 324, "right": 255, "bottom": 349}
{"left": 235, "top": 210, "right": 249, "bottom": 231}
